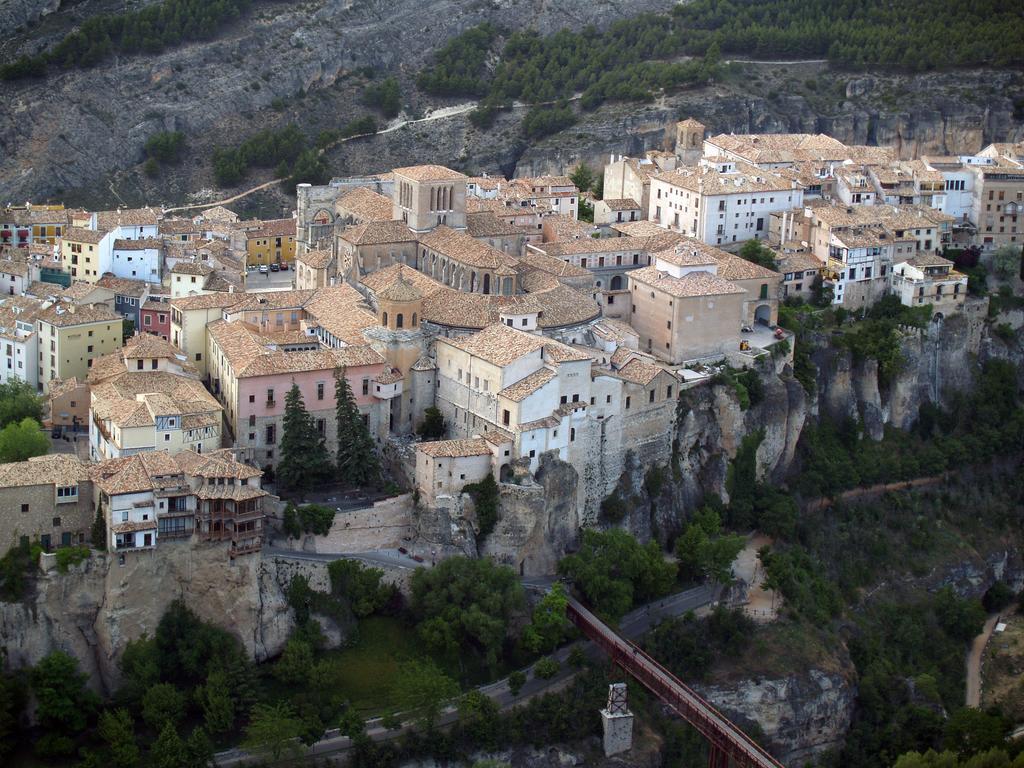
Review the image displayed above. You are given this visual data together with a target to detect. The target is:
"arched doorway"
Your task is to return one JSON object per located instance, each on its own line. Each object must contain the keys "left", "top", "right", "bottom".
{"left": 754, "top": 304, "right": 772, "bottom": 325}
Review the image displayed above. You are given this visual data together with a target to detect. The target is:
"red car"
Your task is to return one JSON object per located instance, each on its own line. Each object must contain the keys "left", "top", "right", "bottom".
{"left": 279, "top": 262, "right": 289, "bottom": 271}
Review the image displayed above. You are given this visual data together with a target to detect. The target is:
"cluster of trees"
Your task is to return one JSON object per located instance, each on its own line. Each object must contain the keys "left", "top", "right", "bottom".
{"left": 212, "top": 123, "right": 328, "bottom": 191}
{"left": 0, "top": 601, "right": 245, "bottom": 764}
{"left": 737, "top": 239, "right": 778, "bottom": 271}
{"left": 0, "top": 0, "right": 254, "bottom": 80}
{"left": 671, "top": 0, "right": 1024, "bottom": 71}
{"left": 796, "top": 358, "right": 1024, "bottom": 498}
{"left": 143, "top": 131, "right": 185, "bottom": 177}
{"left": 895, "top": 748, "right": 1024, "bottom": 768}
{"left": 420, "top": 17, "right": 718, "bottom": 132}
{"left": 644, "top": 606, "right": 754, "bottom": 681}
{"left": 0, "top": 381, "right": 47, "bottom": 462}
{"left": 461, "top": 474, "right": 499, "bottom": 538}
{"left": 275, "top": 373, "right": 381, "bottom": 495}
{"left": 558, "top": 528, "right": 676, "bottom": 620}
{"left": 362, "top": 77, "right": 402, "bottom": 119}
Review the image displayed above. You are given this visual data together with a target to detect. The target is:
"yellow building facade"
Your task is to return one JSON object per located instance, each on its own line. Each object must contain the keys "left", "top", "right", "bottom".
{"left": 36, "top": 303, "right": 124, "bottom": 391}
{"left": 245, "top": 219, "right": 297, "bottom": 266}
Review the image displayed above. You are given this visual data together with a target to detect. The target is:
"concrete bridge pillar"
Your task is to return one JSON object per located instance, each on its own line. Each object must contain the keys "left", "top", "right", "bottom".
{"left": 601, "top": 682, "right": 634, "bottom": 756}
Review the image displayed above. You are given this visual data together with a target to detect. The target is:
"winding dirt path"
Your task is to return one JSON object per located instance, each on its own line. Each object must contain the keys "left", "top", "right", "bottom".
{"left": 966, "top": 613, "right": 1000, "bottom": 707}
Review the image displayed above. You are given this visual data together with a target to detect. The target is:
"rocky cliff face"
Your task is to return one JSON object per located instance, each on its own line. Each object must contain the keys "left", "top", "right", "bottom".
{"left": 0, "top": 541, "right": 297, "bottom": 694}
{"left": 1, "top": 1, "right": 1021, "bottom": 208}
{"left": 697, "top": 670, "right": 857, "bottom": 766}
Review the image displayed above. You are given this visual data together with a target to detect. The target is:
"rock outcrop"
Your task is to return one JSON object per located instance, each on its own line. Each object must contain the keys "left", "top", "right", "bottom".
{"left": 0, "top": 541, "right": 297, "bottom": 693}
{"left": 696, "top": 670, "right": 858, "bottom": 765}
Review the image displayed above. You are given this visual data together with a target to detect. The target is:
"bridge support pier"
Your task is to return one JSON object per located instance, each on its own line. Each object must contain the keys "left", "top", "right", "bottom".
{"left": 708, "top": 744, "right": 730, "bottom": 767}
{"left": 601, "top": 683, "right": 634, "bottom": 757}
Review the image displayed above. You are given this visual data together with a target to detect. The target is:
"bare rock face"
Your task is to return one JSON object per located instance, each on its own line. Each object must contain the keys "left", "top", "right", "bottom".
{"left": 0, "top": 542, "right": 296, "bottom": 694}
{"left": 0, "top": 0, "right": 60, "bottom": 39}
{"left": 695, "top": 670, "right": 858, "bottom": 766}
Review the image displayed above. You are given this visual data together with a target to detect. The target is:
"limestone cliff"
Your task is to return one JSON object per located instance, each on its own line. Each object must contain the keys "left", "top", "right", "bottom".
{"left": 0, "top": 541, "right": 297, "bottom": 693}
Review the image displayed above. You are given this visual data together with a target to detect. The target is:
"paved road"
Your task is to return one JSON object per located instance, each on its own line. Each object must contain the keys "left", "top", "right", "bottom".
{"left": 966, "top": 613, "right": 1000, "bottom": 707}
{"left": 265, "top": 546, "right": 424, "bottom": 571}
{"left": 213, "top": 580, "right": 718, "bottom": 766}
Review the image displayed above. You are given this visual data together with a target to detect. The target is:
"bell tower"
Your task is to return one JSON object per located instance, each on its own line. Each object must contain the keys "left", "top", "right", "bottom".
{"left": 675, "top": 118, "right": 706, "bottom": 166}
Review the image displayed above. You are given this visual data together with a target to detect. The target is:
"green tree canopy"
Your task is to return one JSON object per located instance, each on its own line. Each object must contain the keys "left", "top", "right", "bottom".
{"left": 522, "top": 582, "right": 572, "bottom": 654}
{"left": 0, "top": 417, "right": 48, "bottom": 462}
{"left": 0, "top": 381, "right": 44, "bottom": 427}
{"left": 557, "top": 529, "right": 677, "bottom": 620}
{"left": 394, "top": 660, "right": 459, "bottom": 728}
{"left": 674, "top": 507, "right": 746, "bottom": 583}
{"left": 410, "top": 556, "right": 526, "bottom": 669}
{"left": 242, "top": 702, "right": 306, "bottom": 761}
{"left": 335, "top": 368, "right": 380, "bottom": 488}
{"left": 98, "top": 708, "right": 140, "bottom": 768}
{"left": 277, "top": 383, "right": 331, "bottom": 495}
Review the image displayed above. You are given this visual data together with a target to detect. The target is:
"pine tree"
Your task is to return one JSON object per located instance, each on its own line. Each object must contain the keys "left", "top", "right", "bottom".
{"left": 277, "top": 383, "right": 330, "bottom": 496}
{"left": 334, "top": 369, "right": 380, "bottom": 488}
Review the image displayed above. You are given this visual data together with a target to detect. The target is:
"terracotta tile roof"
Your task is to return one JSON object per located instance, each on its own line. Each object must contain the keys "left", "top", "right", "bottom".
{"left": 174, "top": 448, "right": 262, "bottom": 479}
{"left": 0, "top": 454, "right": 91, "bottom": 488}
{"left": 198, "top": 206, "right": 239, "bottom": 224}
{"left": 121, "top": 333, "right": 195, "bottom": 364}
{"left": 653, "top": 241, "right": 721, "bottom": 268}
{"left": 704, "top": 133, "right": 849, "bottom": 164}
{"left": 36, "top": 302, "right": 121, "bottom": 327}
{"left": 336, "top": 188, "right": 394, "bottom": 222}
{"left": 616, "top": 358, "right": 672, "bottom": 385}
{"left": 777, "top": 253, "right": 824, "bottom": 273}
{"left": 194, "top": 485, "right": 267, "bottom": 501}
{"left": 419, "top": 225, "right": 515, "bottom": 270}
{"left": 91, "top": 451, "right": 182, "bottom": 495}
{"left": 466, "top": 212, "right": 521, "bottom": 238}
{"left": 62, "top": 227, "right": 106, "bottom": 245}
{"left": 441, "top": 323, "right": 548, "bottom": 366}
{"left": 91, "top": 372, "right": 221, "bottom": 429}
{"left": 303, "top": 284, "right": 379, "bottom": 345}
{"left": 713, "top": 255, "right": 779, "bottom": 281}
{"left": 361, "top": 264, "right": 445, "bottom": 299}
{"left": 113, "top": 238, "right": 162, "bottom": 251}
{"left": 96, "top": 207, "right": 160, "bottom": 230}
{"left": 498, "top": 367, "right": 556, "bottom": 402}
{"left": 516, "top": 250, "right": 591, "bottom": 278}
{"left": 170, "top": 292, "right": 241, "bottom": 311}
{"left": 248, "top": 218, "right": 296, "bottom": 240}
{"left": 46, "top": 376, "right": 85, "bottom": 399}
{"left": 377, "top": 274, "right": 422, "bottom": 303}
{"left": 901, "top": 253, "right": 955, "bottom": 268}
{"left": 375, "top": 367, "right": 404, "bottom": 384}
{"left": 654, "top": 161, "right": 797, "bottom": 195}
{"left": 393, "top": 165, "right": 467, "bottom": 181}
{"left": 296, "top": 248, "right": 334, "bottom": 269}
{"left": 480, "top": 428, "right": 513, "bottom": 445}
{"left": 416, "top": 438, "right": 491, "bottom": 458}
{"left": 159, "top": 219, "right": 200, "bottom": 235}
{"left": 543, "top": 342, "right": 592, "bottom": 363}
{"left": 610, "top": 220, "right": 667, "bottom": 238}
{"left": 96, "top": 274, "right": 149, "bottom": 297}
{"left": 25, "top": 281, "right": 65, "bottom": 299}
{"left": 208, "top": 320, "right": 383, "bottom": 377}
{"left": 0, "top": 259, "right": 29, "bottom": 277}
{"left": 410, "top": 355, "right": 435, "bottom": 371}
{"left": 601, "top": 198, "right": 641, "bottom": 211}
{"left": 339, "top": 220, "right": 416, "bottom": 246}
{"left": 629, "top": 266, "right": 746, "bottom": 298}
{"left": 171, "top": 260, "right": 214, "bottom": 276}
{"left": 543, "top": 214, "right": 599, "bottom": 240}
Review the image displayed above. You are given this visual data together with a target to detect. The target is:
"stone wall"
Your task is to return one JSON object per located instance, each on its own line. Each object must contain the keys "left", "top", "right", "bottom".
{"left": 272, "top": 494, "right": 416, "bottom": 553}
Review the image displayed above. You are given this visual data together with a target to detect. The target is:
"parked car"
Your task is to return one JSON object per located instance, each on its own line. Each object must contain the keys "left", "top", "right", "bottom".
{"left": 258, "top": 265, "right": 269, "bottom": 274}
{"left": 270, "top": 262, "right": 280, "bottom": 272}
{"left": 279, "top": 262, "right": 289, "bottom": 271}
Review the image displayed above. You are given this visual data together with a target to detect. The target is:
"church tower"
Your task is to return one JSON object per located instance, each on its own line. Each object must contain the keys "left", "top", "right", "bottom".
{"left": 674, "top": 118, "right": 706, "bottom": 166}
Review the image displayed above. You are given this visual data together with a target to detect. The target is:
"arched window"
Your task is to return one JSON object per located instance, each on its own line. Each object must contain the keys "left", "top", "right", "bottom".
{"left": 382, "top": 311, "right": 388, "bottom": 326}
{"left": 483, "top": 273, "right": 491, "bottom": 294}
{"left": 610, "top": 275, "right": 623, "bottom": 290}
{"left": 412, "top": 313, "right": 418, "bottom": 327}
{"left": 396, "top": 314, "right": 404, "bottom": 329}
{"left": 470, "top": 271, "right": 477, "bottom": 292}
{"left": 430, "top": 187, "right": 436, "bottom": 211}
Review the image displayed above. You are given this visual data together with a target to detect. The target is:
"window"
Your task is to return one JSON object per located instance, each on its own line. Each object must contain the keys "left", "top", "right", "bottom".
{"left": 649, "top": 390, "right": 655, "bottom": 403}
{"left": 249, "top": 394, "right": 255, "bottom": 403}
{"left": 625, "top": 396, "right": 631, "bottom": 409}
{"left": 362, "top": 378, "right": 369, "bottom": 396}
{"left": 502, "top": 409, "right": 510, "bottom": 426}
{"left": 316, "top": 419, "right": 326, "bottom": 436}
{"left": 317, "top": 382, "right": 325, "bottom": 401}
{"left": 266, "top": 388, "right": 275, "bottom": 405}
{"left": 266, "top": 424, "right": 276, "bottom": 444}
{"left": 21, "top": 503, "right": 28, "bottom": 513}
